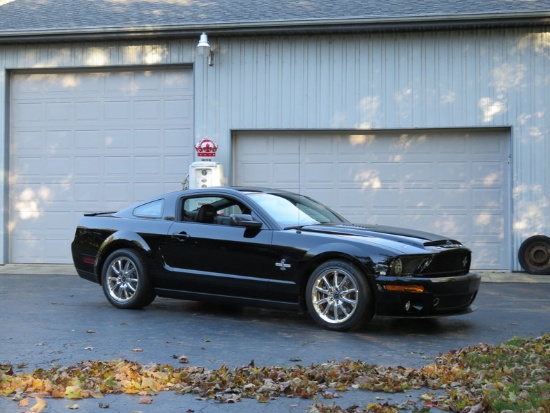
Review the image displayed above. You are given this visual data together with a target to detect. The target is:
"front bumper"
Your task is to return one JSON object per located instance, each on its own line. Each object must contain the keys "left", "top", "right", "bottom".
{"left": 373, "top": 272, "right": 481, "bottom": 317}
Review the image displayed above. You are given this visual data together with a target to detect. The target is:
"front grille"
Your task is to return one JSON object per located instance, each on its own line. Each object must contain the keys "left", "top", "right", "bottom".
{"left": 422, "top": 249, "right": 471, "bottom": 277}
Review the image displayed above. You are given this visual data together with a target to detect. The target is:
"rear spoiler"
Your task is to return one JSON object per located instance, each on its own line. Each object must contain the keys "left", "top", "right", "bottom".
{"left": 83, "top": 211, "right": 117, "bottom": 217}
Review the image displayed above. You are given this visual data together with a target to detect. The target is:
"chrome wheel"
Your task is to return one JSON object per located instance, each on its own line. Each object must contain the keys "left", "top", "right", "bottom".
{"left": 311, "top": 268, "right": 358, "bottom": 324}
{"left": 306, "top": 260, "right": 373, "bottom": 331}
{"left": 101, "top": 249, "right": 156, "bottom": 309}
{"left": 106, "top": 256, "right": 139, "bottom": 303}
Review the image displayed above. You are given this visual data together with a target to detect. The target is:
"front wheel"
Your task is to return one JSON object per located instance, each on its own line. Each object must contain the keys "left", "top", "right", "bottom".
{"left": 306, "top": 260, "right": 374, "bottom": 331}
{"left": 101, "top": 249, "right": 156, "bottom": 309}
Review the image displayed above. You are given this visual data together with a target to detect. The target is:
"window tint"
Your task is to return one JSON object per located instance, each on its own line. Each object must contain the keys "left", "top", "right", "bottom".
{"left": 133, "top": 199, "right": 163, "bottom": 218}
{"left": 181, "top": 196, "right": 249, "bottom": 224}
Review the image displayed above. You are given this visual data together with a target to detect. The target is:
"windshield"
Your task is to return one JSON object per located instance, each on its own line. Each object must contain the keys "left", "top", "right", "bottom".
{"left": 247, "top": 192, "right": 348, "bottom": 228}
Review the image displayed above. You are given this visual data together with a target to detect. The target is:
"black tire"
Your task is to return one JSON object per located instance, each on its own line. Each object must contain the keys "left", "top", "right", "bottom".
{"left": 101, "top": 249, "right": 156, "bottom": 309}
{"left": 306, "top": 260, "right": 374, "bottom": 331}
{"left": 518, "top": 235, "right": 550, "bottom": 275}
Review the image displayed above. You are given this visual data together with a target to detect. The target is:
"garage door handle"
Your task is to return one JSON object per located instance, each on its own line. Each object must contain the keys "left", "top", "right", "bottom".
{"left": 172, "top": 232, "right": 189, "bottom": 240}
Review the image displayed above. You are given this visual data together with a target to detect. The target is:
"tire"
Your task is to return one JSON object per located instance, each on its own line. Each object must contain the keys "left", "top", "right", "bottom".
{"left": 101, "top": 249, "right": 156, "bottom": 309}
{"left": 306, "top": 260, "right": 374, "bottom": 331}
{"left": 518, "top": 235, "right": 550, "bottom": 275}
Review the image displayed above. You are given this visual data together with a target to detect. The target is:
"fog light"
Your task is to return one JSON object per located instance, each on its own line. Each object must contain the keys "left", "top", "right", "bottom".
{"left": 405, "top": 301, "right": 411, "bottom": 312}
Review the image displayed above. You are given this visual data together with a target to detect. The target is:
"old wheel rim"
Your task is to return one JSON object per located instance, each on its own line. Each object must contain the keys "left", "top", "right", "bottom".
{"left": 106, "top": 257, "right": 139, "bottom": 303}
{"left": 311, "top": 268, "right": 359, "bottom": 324}
{"left": 525, "top": 242, "right": 550, "bottom": 271}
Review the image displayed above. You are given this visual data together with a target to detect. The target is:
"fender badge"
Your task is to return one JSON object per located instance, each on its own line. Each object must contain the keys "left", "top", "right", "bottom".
{"left": 275, "top": 259, "right": 291, "bottom": 271}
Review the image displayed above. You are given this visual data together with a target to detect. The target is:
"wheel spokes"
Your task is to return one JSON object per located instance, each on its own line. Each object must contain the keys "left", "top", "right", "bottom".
{"left": 107, "top": 258, "right": 138, "bottom": 302}
{"left": 312, "top": 268, "right": 359, "bottom": 324}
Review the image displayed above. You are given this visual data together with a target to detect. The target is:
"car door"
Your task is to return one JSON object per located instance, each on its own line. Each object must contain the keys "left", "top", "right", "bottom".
{"left": 159, "top": 195, "right": 276, "bottom": 300}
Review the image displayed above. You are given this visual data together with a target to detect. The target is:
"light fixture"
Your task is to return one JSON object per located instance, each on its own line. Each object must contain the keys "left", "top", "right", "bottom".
{"left": 197, "top": 32, "right": 213, "bottom": 66}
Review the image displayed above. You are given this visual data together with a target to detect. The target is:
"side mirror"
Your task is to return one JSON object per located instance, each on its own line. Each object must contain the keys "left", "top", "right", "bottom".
{"left": 229, "top": 214, "right": 262, "bottom": 229}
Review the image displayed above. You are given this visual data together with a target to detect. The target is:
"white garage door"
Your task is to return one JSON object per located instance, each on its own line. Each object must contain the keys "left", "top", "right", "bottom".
{"left": 234, "top": 130, "right": 510, "bottom": 270}
{"left": 9, "top": 69, "right": 193, "bottom": 263}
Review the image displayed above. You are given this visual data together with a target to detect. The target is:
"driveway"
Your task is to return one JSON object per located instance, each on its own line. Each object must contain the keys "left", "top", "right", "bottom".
{"left": 0, "top": 267, "right": 549, "bottom": 412}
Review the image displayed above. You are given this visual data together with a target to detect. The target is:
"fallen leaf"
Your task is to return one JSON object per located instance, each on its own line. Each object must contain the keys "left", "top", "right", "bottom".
{"left": 65, "top": 386, "right": 83, "bottom": 399}
{"left": 18, "top": 397, "right": 29, "bottom": 407}
{"left": 28, "top": 397, "right": 47, "bottom": 412}
{"left": 132, "top": 348, "right": 143, "bottom": 352}
{"left": 138, "top": 397, "right": 153, "bottom": 404}
{"left": 66, "top": 403, "right": 80, "bottom": 409}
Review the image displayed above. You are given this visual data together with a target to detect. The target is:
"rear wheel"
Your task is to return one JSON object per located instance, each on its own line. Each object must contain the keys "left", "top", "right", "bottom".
{"left": 101, "top": 249, "right": 156, "bottom": 309}
{"left": 518, "top": 235, "right": 550, "bottom": 275}
{"left": 306, "top": 260, "right": 374, "bottom": 331}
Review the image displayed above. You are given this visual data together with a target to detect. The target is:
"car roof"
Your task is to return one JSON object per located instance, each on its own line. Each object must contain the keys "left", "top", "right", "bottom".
{"left": 177, "top": 186, "right": 301, "bottom": 197}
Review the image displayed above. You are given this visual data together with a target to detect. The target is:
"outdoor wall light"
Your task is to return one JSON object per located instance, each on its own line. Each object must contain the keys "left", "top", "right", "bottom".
{"left": 197, "top": 32, "right": 214, "bottom": 66}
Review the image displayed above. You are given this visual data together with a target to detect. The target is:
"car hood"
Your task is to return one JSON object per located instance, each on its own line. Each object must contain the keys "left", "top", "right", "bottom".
{"left": 298, "top": 223, "right": 462, "bottom": 249}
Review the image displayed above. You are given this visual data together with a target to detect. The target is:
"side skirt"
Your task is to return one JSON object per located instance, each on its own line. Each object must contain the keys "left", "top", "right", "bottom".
{"left": 154, "top": 288, "right": 302, "bottom": 312}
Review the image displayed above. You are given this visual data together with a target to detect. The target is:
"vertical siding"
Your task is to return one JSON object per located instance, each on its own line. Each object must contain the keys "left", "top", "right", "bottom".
{"left": 0, "top": 28, "right": 548, "bottom": 269}
{"left": 196, "top": 28, "right": 549, "bottom": 270}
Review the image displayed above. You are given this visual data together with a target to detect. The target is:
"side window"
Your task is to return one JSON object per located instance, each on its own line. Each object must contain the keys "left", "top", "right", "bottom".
{"left": 180, "top": 196, "right": 248, "bottom": 224}
{"left": 133, "top": 199, "right": 164, "bottom": 218}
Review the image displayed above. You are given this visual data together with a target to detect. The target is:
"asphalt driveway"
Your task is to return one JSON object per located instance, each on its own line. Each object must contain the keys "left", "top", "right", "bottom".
{"left": 0, "top": 267, "right": 548, "bottom": 412}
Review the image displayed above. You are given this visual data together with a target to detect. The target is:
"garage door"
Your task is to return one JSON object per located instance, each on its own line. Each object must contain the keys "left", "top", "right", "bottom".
{"left": 9, "top": 69, "right": 193, "bottom": 263}
{"left": 233, "top": 130, "right": 510, "bottom": 270}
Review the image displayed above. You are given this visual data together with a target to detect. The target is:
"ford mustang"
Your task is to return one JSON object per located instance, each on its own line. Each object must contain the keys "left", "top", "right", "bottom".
{"left": 71, "top": 187, "right": 480, "bottom": 331}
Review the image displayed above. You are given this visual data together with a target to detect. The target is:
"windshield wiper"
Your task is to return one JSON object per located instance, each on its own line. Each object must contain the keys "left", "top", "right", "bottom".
{"left": 284, "top": 225, "right": 306, "bottom": 230}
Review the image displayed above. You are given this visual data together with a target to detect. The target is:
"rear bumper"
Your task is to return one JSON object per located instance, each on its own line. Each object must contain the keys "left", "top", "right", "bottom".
{"left": 373, "top": 272, "right": 481, "bottom": 317}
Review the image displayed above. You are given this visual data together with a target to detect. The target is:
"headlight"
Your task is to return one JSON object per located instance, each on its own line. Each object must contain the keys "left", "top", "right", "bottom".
{"left": 381, "top": 255, "right": 434, "bottom": 277}
{"left": 391, "top": 258, "right": 403, "bottom": 276}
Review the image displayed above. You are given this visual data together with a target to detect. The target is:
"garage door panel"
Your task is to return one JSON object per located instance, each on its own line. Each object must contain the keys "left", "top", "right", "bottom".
{"left": 73, "top": 183, "right": 101, "bottom": 201}
{"left": 472, "top": 241, "right": 503, "bottom": 268}
{"left": 234, "top": 130, "right": 510, "bottom": 270}
{"left": 273, "top": 137, "right": 300, "bottom": 155}
{"left": 105, "top": 129, "right": 133, "bottom": 148}
{"left": 13, "top": 103, "right": 43, "bottom": 122}
{"left": 165, "top": 128, "right": 192, "bottom": 147}
{"left": 45, "top": 157, "right": 71, "bottom": 175}
{"left": 273, "top": 164, "right": 301, "bottom": 185}
{"left": 165, "top": 98, "right": 193, "bottom": 119}
{"left": 104, "top": 156, "right": 130, "bottom": 174}
{"left": 472, "top": 162, "right": 503, "bottom": 185}
{"left": 472, "top": 188, "right": 502, "bottom": 209}
{"left": 74, "top": 157, "right": 102, "bottom": 175}
{"left": 104, "top": 183, "right": 132, "bottom": 202}
{"left": 135, "top": 100, "right": 162, "bottom": 119}
{"left": 75, "top": 130, "right": 100, "bottom": 148}
{"left": 304, "top": 163, "right": 335, "bottom": 184}
{"left": 402, "top": 163, "right": 434, "bottom": 184}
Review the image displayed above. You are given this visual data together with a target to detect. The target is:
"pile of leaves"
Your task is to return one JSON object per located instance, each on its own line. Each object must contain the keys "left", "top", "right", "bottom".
{"left": 1, "top": 334, "right": 548, "bottom": 412}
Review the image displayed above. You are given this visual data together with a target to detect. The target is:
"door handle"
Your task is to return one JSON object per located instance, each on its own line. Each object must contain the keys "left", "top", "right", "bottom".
{"left": 171, "top": 231, "right": 189, "bottom": 240}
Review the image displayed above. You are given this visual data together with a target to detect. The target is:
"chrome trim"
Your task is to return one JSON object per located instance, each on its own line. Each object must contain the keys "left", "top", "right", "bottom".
{"left": 427, "top": 273, "right": 480, "bottom": 283}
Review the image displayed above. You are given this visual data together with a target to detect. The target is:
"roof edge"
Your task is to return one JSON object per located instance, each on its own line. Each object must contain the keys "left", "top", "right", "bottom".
{"left": 0, "top": 11, "right": 548, "bottom": 44}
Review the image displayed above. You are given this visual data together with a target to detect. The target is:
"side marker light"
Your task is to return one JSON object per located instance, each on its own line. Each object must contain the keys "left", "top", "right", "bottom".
{"left": 386, "top": 285, "right": 425, "bottom": 293}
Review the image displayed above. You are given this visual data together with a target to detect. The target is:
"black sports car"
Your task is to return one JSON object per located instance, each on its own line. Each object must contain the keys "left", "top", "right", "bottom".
{"left": 71, "top": 187, "right": 480, "bottom": 331}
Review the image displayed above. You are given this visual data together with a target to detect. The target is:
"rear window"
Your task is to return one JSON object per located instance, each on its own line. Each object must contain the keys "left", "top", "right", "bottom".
{"left": 133, "top": 199, "right": 164, "bottom": 218}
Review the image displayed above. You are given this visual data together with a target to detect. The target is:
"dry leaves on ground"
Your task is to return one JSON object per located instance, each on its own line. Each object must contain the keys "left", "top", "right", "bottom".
{"left": 0, "top": 334, "right": 548, "bottom": 412}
